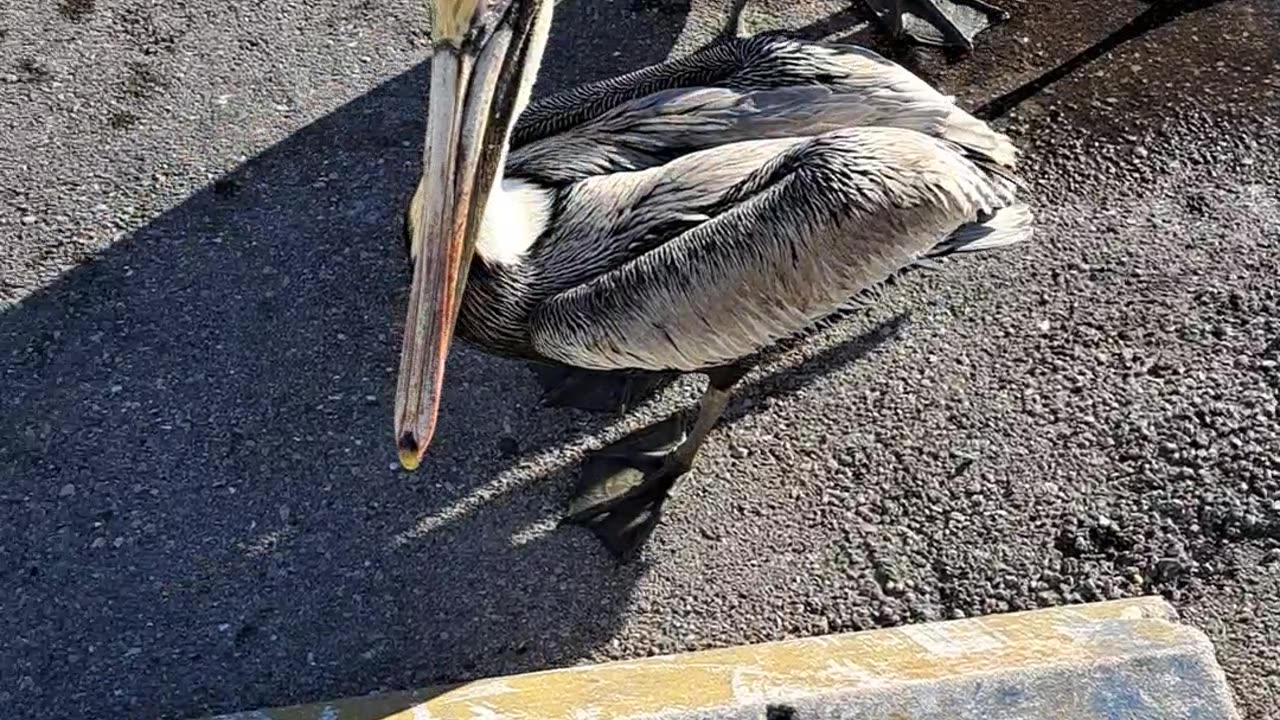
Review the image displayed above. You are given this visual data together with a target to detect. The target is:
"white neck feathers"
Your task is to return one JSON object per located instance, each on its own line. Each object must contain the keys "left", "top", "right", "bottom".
{"left": 474, "top": 178, "right": 552, "bottom": 266}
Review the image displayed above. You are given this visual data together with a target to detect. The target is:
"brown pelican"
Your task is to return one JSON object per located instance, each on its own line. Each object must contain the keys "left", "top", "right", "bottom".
{"left": 395, "top": 0, "right": 1033, "bottom": 559}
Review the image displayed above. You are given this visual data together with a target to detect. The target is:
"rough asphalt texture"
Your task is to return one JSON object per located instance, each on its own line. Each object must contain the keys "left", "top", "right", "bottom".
{"left": 2, "top": 0, "right": 1278, "bottom": 718}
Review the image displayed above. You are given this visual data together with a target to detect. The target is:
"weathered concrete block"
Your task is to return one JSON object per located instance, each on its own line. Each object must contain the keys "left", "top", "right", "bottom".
{"left": 204, "top": 596, "right": 1241, "bottom": 720}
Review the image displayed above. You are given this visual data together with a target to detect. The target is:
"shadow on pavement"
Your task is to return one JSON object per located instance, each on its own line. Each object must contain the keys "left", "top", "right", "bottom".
{"left": 975, "top": 0, "right": 1235, "bottom": 120}
{"left": 0, "top": 2, "right": 912, "bottom": 719}
{"left": 0, "top": 2, "right": 695, "bottom": 719}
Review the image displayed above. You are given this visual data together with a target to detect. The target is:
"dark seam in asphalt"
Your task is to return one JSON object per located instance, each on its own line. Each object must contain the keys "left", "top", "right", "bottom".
{"left": 975, "top": 0, "right": 1235, "bottom": 120}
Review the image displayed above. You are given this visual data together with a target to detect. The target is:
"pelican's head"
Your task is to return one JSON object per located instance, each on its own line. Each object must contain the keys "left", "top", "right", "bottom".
{"left": 393, "top": 0, "right": 550, "bottom": 471}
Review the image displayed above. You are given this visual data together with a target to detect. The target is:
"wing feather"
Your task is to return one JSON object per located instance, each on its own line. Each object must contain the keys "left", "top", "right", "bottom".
{"left": 509, "top": 85, "right": 986, "bottom": 185}
{"left": 509, "top": 35, "right": 1016, "bottom": 186}
{"left": 528, "top": 127, "right": 1029, "bottom": 372}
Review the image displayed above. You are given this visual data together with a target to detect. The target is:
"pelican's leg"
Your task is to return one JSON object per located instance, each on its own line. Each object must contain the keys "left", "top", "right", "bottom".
{"left": 563, "top": 365, "right": 748, "bottom": 560}
{"left": 861, "top": 0, "right": 1008, "bottom": 50}
{"left": 533, "top": 364, "right": 680, "bottom": 415}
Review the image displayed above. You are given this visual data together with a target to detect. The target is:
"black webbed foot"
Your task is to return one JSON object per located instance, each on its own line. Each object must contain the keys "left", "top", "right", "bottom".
{"left": 559, "top": 364, "right": 747, "bottom": 561}
{"left": 566, "top": 459, "right": 674, "bottom": 561}
{"left": 862, "top": 0, "right": 1008, "bottom": 50}
{"left": 561, "top": 415, "right": 689, "bottom": 560}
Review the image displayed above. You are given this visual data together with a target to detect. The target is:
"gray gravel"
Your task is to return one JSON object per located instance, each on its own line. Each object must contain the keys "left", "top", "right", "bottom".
{"left": 2, "top": 0, "right": 1279, "bottom": 718}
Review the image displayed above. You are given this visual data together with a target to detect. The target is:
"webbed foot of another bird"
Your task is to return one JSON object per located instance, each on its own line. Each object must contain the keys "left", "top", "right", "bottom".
{"left": 561, "top": 415, "right": 690, "bottom": 561}
{"left": 862, "top": 0, "right": 1009, "bottom": 50}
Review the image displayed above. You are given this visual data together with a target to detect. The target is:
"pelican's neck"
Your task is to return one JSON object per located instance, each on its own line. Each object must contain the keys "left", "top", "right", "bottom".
{"left": 510, "top": 0, "right": 555, "bottom": 133}
{"left": 484, "top": 0, "right": 554, "bottom": 187}
{"left": 472, "top": 0, "right": 555, "bottom": 267}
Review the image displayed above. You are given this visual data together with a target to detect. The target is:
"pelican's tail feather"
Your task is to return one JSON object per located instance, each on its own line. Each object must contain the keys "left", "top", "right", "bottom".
{"left": 933, "top": 202, "right": 1035, "bottom": 255}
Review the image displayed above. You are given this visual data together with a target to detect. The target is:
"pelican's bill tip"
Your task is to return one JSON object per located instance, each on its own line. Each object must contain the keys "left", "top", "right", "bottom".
{"left": 398, "top": 445, "right": 424, "bottom": 471}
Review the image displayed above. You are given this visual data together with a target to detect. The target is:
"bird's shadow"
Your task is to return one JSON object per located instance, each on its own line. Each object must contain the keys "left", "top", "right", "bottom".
{"left": 0, "top": 2, "right": 913, "bottom": 719}
{"left": 0, "top": 2, "right": 690, "bottom": 718}
{"left": 527, "top": 312, "right": 913, "bottom": 519}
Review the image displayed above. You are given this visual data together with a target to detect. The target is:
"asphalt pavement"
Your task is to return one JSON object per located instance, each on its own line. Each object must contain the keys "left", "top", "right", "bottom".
{"left": 1, "top": 0, "right": 1278, "bottom": 718}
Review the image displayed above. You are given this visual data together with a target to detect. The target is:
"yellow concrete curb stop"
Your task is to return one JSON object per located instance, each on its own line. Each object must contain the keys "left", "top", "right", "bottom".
{"left": 202, "top": 596, "right": 1241, "bottom": 720}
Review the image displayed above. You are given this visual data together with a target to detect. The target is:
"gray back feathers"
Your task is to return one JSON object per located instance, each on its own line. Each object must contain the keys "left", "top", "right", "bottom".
{"left": 527, "top": 128, "right": 1029, "bottom": 371}
{"left": 510, "top": 35, "right": 1017, "bottom": 182}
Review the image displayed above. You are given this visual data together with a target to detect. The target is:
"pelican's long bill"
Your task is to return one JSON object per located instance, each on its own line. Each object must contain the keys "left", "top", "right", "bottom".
{"left": 395, "top": 0, "right": 543, "bottom": 470}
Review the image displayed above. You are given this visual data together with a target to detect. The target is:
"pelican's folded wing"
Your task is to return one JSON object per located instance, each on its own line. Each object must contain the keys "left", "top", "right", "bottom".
{"left": 527, "top": 126, "right": 1031, "bottom": 373}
